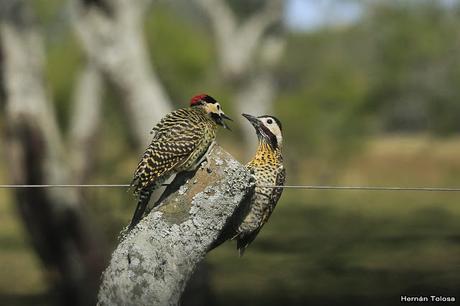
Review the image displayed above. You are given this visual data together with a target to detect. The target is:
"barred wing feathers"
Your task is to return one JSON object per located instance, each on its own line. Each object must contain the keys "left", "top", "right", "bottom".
{"left": 131, "top": 109, "right": 207, "bottom": 194}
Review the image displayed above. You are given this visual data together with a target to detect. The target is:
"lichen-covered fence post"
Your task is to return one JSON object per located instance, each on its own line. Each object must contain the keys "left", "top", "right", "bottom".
{"left": 97, "top": 146, "right": 252, "bottom": 306}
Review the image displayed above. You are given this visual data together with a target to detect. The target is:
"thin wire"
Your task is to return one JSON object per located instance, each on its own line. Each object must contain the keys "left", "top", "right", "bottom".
{"left": 0, "top": 184, "right": 130, "bottom": 188}
{"left": 1, "top": 184, "right": 460, "bottom": 192}
{"left": 262, "top": 185, "right": 460, "bottom": 192}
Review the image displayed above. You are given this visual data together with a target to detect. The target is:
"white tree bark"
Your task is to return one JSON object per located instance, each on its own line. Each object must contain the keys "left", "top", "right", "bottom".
{"left": 71, "top": 0, "right": 172, "bottom": 146}
{"left": 98, "top": 146, "right": 253, "bottom": 306}
{"left": 69, "top": 63, "right": 104, "bottom": 183}
{"left": 194, "top": 0, "right": 283, "bottom": 78}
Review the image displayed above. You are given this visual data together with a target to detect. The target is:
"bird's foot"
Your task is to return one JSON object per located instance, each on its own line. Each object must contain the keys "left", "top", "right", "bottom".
{"left": 248, "top": 174, "right": 256, "bottom": 188}
{"left": 199, "top": 141, "right": 216, "bottom": 173}
{"left": 199, "top": 156, "right": 213, "bottom": 173}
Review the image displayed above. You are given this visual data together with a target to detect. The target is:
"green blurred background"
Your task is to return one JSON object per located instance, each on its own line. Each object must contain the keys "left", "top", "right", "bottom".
{"left": 1, "top": 0, "right": 460, "bottom": 305}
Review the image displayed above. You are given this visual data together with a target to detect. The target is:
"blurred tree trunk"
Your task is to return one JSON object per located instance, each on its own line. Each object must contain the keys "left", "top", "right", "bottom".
{"left": 194, "top": 0, "right": 286, "bottom": 154}
{"left": 69, "top": 63, "right": 104, "bottom": 184}
{"left": 71, "top": 0, "right": 172, "bottom": 147}
{"left": 0, "top": 1, "right": 106, "bottom": 305}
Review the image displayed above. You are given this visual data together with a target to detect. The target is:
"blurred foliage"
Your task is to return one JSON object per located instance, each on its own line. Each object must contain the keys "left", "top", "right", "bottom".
{"left": 278, "top": 0, "right": 460, "bottom": 162}
{"left": 45, "top": 32, "right": 82, "bottom": 130}
{"left": 145, "top": 5, "right": 218, "bottom": 104}
{"left": 34, "top": 0, "right": 84, "bottom": 130}
{"left": 227, "top": 0, "right": 268, "bottom": 20}
{"left": 364, "top": 0, "right": 460, "bottom": 134}
{"left": 278, "top": 28, "right": 372, "bottom": 162}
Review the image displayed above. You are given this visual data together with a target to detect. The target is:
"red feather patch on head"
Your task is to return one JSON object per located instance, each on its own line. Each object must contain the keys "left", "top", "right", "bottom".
{"left": 190, "top": 94, "right": 208, "bottom": 106}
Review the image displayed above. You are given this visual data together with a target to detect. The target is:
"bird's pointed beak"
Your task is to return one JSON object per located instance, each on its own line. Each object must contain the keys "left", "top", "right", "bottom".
{"left": 219, "top": 113, "right": 232, "bottom": 130}
{"left": 242, "top": 113, "right": 261, "bottom": 129}
{"left": 221, "top": 113, "right": 232, "bottom": 121}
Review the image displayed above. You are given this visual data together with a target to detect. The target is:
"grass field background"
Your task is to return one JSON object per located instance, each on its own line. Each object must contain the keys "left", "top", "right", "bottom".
{"left": 1, "top": 136, "right": 460, "bottom": 305}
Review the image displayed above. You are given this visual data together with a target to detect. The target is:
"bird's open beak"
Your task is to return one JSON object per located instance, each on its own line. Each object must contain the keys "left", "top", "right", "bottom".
{"left": 219, "top": 113, "right": 232, "bottom": 130}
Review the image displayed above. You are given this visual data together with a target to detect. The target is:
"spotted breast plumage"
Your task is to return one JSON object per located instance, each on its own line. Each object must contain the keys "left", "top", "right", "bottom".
{"left": 128, "top": 94, "right": 231, "bottom": 230}
{"left": 234, "top": 114, "right": 285, "bottom": 256}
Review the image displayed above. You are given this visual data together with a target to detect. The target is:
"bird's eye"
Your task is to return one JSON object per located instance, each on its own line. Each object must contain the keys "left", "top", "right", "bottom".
{"left": 267, "top": 119, "right": 273, "bottom": 124}
{"left": 217, "top": 105, "right": 221, "bottom": 110}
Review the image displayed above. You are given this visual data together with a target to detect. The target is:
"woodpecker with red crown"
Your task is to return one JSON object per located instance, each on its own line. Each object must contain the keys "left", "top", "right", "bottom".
{"left": 128, "top": 94, "right": 231, "bottom": 230}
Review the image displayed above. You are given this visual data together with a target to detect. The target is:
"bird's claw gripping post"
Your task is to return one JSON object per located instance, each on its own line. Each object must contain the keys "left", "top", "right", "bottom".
{"left": 199, "top": 141, "right": 216, "bottom": 173}
{"left": 248, "top": 173, "right": 257, "bottom": 189}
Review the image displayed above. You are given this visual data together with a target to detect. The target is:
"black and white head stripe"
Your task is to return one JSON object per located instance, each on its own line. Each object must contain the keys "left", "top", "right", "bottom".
{"left": 202, "top": 95, "right": 217, "bottom": 104}
{"left": 259, "top": 115, "right": 282, "bottom": 131}
{"left": 242, "top": 114, "right": 283, "bottom": 149}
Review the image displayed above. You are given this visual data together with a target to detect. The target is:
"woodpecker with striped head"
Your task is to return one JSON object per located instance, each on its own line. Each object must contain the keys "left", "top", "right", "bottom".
{"left": 234, "top": 114, "right": 285, "bottom": 256}
{"left": 128, "top": 94, "right": 231, "bottom": 230}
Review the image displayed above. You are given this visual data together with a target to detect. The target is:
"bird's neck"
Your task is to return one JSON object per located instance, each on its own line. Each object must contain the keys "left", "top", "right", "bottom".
{"left": 250, "top": 142, "right": 282, "bottom": 166}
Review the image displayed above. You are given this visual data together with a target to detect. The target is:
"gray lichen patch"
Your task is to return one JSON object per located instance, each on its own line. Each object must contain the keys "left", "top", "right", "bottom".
{"left": 178, "top": 185, "right": 188, "bottom": 195}
{"left": 214, "top": 157, "right": 224, "bottom": 166}
{"left": 202, "top": 186, "right": 216, "bottom": 196}
{"left": 158, "top": 197, "right": 191, "bottom": 224}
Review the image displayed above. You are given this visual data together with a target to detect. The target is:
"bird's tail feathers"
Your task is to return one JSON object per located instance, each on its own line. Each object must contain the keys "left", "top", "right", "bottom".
{"left": 236, "top": 238, "right": 248, "bottom": 257}
{"left": 128, "top": 190, "right": 152, "bottom": 231}
{"left": 235, "top": 227, "right": 262, "bottom": 257}
{"left": 128, "top": 176, "right": 139, "bottom": 194}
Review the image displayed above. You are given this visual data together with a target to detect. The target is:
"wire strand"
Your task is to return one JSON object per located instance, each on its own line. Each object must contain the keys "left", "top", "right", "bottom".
{"left": 261, "top": 185, "right": 460, "bottom": 192}
{"left": 1, "top": 184, "right": 460, "bottom": 192}
{"left": 0, "top": 184, "right": 130, "bottom": 188}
